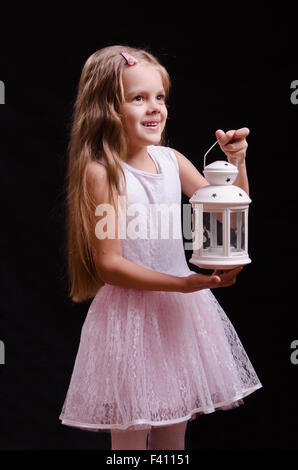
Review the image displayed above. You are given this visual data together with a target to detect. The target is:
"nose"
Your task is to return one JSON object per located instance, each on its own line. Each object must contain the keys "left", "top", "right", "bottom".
{"left": 146, "top": 97, "right": 160, "bottom": 114}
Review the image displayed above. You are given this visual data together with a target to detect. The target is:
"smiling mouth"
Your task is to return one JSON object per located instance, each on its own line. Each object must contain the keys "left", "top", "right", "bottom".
{"left": 142, "top": 121, "right": 160, "bottom": 128}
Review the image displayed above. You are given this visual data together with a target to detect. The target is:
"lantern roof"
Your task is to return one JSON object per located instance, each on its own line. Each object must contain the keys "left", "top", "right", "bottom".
{"left": 189, "top": 184, "right": 251, "bottom": 205}
{"left": 203, "top": 160, "right": 238, "bottom": 186}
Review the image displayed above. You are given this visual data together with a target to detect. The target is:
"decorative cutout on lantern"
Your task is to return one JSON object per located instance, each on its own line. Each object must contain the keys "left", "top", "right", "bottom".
{"left": 189, "top": 141, "right": 252, "bottom": 270}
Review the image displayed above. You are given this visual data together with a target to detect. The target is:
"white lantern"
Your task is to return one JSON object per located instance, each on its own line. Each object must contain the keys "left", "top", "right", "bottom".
{"left": 189, "top": 146, "right": 251, "bottom": 270}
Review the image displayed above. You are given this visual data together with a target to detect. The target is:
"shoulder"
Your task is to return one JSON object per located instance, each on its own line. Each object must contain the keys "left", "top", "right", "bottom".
{"left": 86, "top": 160, "right": 108, "bottom": 184}
{"left": 170, "top": 148, "right": 189, "bottom": 166}
{"left": 86, "top": 160, "right": 110, "bottom": 204}
{"left": 148, "top": 145, "right": 179, "bottom": 170}
{"left": 170, "top": 147, "right": 201, "bottom": 174}
{"left": 152, "top": 146, "right": 190, "bottom": 168}
{"left": 148, "top": 145, "right": 200, "bottom": 177}
{"left": 168, "top": 148, "right": 209, "bottom": 198}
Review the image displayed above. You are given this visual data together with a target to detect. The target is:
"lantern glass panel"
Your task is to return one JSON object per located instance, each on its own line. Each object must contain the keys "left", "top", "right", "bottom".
{"left": 203, "top": 211, "right": 224, "bottom": 255}
{"left": 230, "top": 210, "right": 245, "bottom": 253}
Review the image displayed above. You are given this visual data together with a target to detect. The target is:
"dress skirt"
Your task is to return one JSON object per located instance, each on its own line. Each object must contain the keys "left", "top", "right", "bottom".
{"left": 59, "top": 284, "right": 262, "bottom": 433}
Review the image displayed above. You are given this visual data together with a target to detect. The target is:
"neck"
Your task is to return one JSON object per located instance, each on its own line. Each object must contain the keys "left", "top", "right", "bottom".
{"left": 125, "top": 145, "right": 149, "bottom": 164}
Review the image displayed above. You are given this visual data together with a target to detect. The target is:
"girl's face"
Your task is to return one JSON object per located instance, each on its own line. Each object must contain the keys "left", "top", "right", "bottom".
{"left": 121, "top": 64, "right": 168, "bottom": 152}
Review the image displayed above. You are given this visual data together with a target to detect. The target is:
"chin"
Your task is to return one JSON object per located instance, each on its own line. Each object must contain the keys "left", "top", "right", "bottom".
{"left": 147, "top": 135, "right": 163, "bottom": 146}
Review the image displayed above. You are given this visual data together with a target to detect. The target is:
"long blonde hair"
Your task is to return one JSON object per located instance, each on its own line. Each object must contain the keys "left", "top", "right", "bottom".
{"left": 65, "top": 45, "right": 171, "bottom": 302}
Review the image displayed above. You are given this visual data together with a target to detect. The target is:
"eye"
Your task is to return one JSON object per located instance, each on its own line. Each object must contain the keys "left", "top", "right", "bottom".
{"left": 133, "top": 95, "right": 144, "bottom": 102}
{"left": 156, "top": 94, "right": 165, "bottom": 102}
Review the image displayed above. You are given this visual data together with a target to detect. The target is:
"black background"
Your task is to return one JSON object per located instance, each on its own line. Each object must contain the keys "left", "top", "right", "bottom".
{"left": 0, "top": 6, "right": 297, "bottom": 451}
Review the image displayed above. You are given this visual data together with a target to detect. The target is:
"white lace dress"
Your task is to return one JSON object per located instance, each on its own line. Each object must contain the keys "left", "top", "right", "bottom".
{"left": 59, "top": 145, "right": 262, "bottom": 433}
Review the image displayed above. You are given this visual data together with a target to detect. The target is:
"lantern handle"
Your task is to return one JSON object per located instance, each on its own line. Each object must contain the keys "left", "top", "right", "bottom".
{"left": 203, "top": 140, "right": 219, "bottom": 169}
{"left": 203, "top": 139, "right": 239, "bottom": 169}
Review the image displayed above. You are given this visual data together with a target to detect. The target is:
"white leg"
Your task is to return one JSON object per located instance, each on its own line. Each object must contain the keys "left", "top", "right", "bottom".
{"left": 111, "top": 429, "right": 149, "bottom": 450}
{"left": 147, "top": 421, "right": 188, "bottom": 450}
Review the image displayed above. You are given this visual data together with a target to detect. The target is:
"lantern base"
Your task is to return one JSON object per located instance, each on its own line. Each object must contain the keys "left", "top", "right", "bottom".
{"left": 189, "top": 257, "right": 251, "bottom": 270}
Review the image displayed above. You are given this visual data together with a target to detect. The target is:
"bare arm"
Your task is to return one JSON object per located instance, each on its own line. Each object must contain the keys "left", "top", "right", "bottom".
{"left": 233, "top": 161, "right": 249, "bottom": 195}
{"left": 172, "top": 148, "right": 209, "bottom": 198}
{"left": 172, "top": 130, "right": 250, "bottom": 231}
{"left": 102, "top": 255, "right": 192, "bottom": 292}
{"left": 86, "top": 161, "right": 240, "bottom": 293}
{"left": 172, "top": 129, "right": 250, "bottom": 198}
{"left": 215, "top": 128, "right": 250, "bottom": 195}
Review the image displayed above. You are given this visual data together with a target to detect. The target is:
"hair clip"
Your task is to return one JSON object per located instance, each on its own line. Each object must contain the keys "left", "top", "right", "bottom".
{"left": 121, "top": 51, "right": 138, "bottom": 66}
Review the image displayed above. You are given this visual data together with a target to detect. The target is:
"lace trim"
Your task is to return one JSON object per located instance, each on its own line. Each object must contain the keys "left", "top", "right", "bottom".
{"left": 60, "top": 383, "right": 262, "bottom": 431}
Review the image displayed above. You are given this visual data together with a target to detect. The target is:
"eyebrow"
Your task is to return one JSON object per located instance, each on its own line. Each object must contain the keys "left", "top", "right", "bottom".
{"left": 127, "top": 89, "right": 165, "bottom": 97}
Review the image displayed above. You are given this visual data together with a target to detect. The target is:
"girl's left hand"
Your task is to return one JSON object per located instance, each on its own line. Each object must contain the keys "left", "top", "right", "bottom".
{"left": 215, "top": 127, "right": 250, "bottom": 167}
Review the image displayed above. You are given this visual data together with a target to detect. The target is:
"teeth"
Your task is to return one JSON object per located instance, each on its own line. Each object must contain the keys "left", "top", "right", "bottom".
{"left": 143, "top": 122, "right": 158, "bottom": 127}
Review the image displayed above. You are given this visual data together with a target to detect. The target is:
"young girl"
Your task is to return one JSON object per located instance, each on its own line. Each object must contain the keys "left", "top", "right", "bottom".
{"left": 59, "top": 45, "right": 262, "bottom": 450}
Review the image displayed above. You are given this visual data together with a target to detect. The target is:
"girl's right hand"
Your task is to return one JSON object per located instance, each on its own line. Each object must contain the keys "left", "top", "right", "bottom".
{"left": 181, "top": 266, "right": 244, "bottom": 293}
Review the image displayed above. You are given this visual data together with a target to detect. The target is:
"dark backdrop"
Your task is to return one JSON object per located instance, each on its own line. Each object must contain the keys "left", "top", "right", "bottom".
{"left": 0, "top": 7, "right": 296, "bottom": 451}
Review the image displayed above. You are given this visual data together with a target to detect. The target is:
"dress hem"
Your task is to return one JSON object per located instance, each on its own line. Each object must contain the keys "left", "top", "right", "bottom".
{"left": 59, "top": 383, "right": 262, "bottom": 431}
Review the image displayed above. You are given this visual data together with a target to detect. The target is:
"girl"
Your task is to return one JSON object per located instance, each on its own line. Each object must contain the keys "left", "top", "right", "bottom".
{"left": 59, "top": 45, "right": 262, "bottom": 450}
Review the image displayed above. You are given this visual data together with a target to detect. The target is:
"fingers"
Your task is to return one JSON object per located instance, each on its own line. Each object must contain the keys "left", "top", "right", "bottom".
{"left": 234, "top": 127, "right": 250, "bottom": 139}
{"left": 206, "top": 275, "right": 221, "bottom": 289}
{"left": 215, "top": 127, "right": 250, "bottom": 147}
{"left": 222, "top": 266, "right": 243, "bottom": 277}
{"left": 215, "top": 129, "right": 235, "bottom": 145}
{"left": 210, "top": 274, "right": 221, "bottom": 284}
{"left": 185, "top": 267, "right": 244, "bottom": 293}
{"left": 219, "top": 266, "right": 243, "bottom": 286}
{"left": 224, "top": 142, "right": 248, "bottom": 154}
{"left": 210, "top": 266, "right": 243, "bottom": 288}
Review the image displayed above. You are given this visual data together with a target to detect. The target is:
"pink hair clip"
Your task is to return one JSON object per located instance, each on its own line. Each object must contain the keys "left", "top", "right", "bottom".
{"left": 121, "top": 51, "right": 138, "bottom": 66}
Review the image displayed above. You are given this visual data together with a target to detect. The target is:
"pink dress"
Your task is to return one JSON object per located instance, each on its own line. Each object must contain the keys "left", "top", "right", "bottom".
{"left": 59, "top": 145, "right": 262, "bottom": 433}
